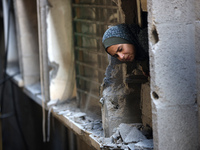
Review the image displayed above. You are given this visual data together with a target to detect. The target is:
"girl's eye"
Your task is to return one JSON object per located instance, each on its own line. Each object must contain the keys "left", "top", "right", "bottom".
{"left": 118, "top": 48, "right": 122, "bottom": 52}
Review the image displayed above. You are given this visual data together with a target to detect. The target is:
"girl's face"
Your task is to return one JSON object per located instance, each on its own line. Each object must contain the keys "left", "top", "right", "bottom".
{"left": 107, "top": 44, "right": 136, "bottom": 62}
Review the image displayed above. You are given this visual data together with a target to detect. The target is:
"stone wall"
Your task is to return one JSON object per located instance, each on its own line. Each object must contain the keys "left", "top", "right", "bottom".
{"left": 148, "top": 0, "right": 199, "bottom": 149}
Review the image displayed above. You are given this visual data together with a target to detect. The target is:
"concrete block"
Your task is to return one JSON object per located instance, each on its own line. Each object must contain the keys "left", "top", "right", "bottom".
{"left": 119, "top": 124, "right": 146, "bottom": 144}
{"left": 152, "top": 103, "right": 199, "bottom": 150}
{"left": 134, "top": 139, "right": 153, "bottom": 150}
{"left": 150, "top": 24, "right": 196, "bottom": 105}
{"left": 127, "top": 143, "right": 135, "bottom": 150}
{"left": 124, "top": 127, "right": 146, "bottom": 143}
{"left": 150, "top": 0, "right": 195, "bottom": 24}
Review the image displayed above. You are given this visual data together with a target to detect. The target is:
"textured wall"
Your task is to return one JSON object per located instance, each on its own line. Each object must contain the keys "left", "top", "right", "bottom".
{"left": 148, "top": 0, "right": 199, "bottom": 149}
{"left": 195, "top": 0, "right": 200, "bottom": 146}
{"left": 101, "top": 55, "right": 148, "bottom": 137}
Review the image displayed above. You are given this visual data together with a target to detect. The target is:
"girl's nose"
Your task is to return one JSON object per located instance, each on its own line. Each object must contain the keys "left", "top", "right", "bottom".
{"left": 118, "top": 53, "right": 124, "bottom": 60}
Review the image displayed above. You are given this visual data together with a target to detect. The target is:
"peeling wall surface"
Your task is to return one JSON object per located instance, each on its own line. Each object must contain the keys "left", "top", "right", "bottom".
{"left": 148, "top": 0, "right": 199, "bottom": 149}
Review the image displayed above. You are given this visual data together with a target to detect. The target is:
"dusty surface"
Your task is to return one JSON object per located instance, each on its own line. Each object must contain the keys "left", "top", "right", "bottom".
{"left": 49, "top": 100, "right": 153, "bottom": 150}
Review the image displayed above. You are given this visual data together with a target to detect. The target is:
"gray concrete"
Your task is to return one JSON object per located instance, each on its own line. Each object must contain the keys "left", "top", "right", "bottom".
{"left": 134, "top": 139, "right": 153, "bottom": 150}
{"left": 101, "top": 56, "right": 147, "bottom": 137}
{"left": 195, "top": 0, "right": 200, "bottom": 145}
{"left": 148, "top": 0, "right": 200, "bottom": 149}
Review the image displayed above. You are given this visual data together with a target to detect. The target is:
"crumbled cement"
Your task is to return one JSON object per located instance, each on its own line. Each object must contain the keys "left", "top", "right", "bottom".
{"left": 111, "top": 129, "right": 120, "bottom": 143}
{"left": 134, "top": 139, "right": 153, "bottom": 150}
{"left": 123, "top": 127, "right": 146, "bottom": 143}
{"left": 51, "top": 102, "right": 153, "bottom": 150}
{"left": 128, "top": 143, "right": 135, "bottom": 150}
{"left": 119, "top": 123, "right": 144, "bottom": 143}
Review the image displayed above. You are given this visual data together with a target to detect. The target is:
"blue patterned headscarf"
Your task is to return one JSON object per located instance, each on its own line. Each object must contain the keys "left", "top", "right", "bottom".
{"left": 102, "top": 24, "right": 148, "bottom": 61}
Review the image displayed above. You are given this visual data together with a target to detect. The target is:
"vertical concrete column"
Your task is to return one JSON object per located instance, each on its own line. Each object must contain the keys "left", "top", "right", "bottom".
{"left": 148, "top": 0, "right": 199, "bottom": 149}
{"left": 195, "top": 0, "right": 200, "bottom": 145}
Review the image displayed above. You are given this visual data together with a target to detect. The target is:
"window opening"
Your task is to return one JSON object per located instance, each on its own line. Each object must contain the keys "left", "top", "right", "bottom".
{"left": 72, "top": 0, "right": 123, "bottom": 117}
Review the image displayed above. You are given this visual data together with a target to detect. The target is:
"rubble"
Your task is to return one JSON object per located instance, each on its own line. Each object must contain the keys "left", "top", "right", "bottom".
{"left": 127, "top": 143, "right": 135, "bottom": 150}
{"left": 119, "top": 123, "right": 145, "bottom": 143}
{"left": 52, "top": 103, "right": 153, "bottom": 150}
{"left": 123, "top": 127, "right": 146, "bottom": 143}
{"left": 134, "top": 139, "right": 153, "bottom": 150}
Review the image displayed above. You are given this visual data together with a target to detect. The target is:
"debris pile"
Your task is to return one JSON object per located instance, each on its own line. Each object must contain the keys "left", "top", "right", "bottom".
{"left": 100, "top": 123, "right": 153, "bottom": 150}
{"left": 52, "top": 103, "right": 153, "bottom": 150}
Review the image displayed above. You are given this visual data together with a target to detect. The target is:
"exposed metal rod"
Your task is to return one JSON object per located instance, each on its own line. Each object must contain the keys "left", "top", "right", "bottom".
{"left": 73, "top": 18, "right": 115, "bottom": 25}
{"left": 72, "top": 3, "right": 118, "bottom": 9}
{"left": 74, "top": 32, "right": 102, "bottom": 39}
{"left": 76, "top": 75, "right": 101, "bottom": 86}
{"left": 77, "top": 88, "right": 99, "bottom": 100}
{"left": 75, "top": 46, "right": 106, "bottom": 56}
{"left": 75, "top": 60, "right": 106, "bottom": 72}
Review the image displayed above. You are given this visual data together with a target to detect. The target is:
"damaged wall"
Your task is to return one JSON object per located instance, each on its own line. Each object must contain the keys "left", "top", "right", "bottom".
{"left": 101, "top": 56, "right": 146, "bottom": 137}
{"left": 148, "top": 0, "right": 199, "bottom": 149}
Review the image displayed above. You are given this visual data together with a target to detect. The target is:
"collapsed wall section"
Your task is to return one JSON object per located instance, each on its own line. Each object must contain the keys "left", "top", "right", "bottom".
{"left": 101, "top": 56, "right": 146, "bottom": 137}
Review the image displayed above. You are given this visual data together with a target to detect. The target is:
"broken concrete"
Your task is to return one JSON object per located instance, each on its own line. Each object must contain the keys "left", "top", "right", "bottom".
{"left": 134, "top": 139, "right": 153, "bottom": 150}
{"left": 51, "top": 100, "right": 153, "bottom": 150}
{"left": 101, "top": 56, "right": 149, "bottom": 137}
{"left": 119, "top": 123, "right": 145, "bottom": 143}
{"left": 123, "top": 127, "right": 146, "bottom": 143}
